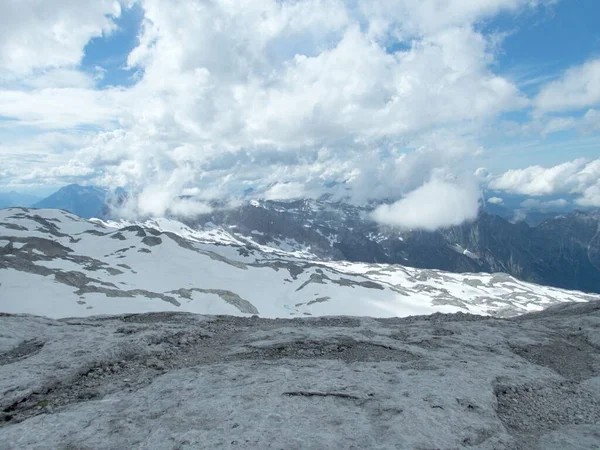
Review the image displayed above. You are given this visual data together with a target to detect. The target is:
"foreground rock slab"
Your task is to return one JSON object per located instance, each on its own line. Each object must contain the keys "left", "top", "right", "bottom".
{"left": 1, "top": 302, "right": 600, "bottom": 450}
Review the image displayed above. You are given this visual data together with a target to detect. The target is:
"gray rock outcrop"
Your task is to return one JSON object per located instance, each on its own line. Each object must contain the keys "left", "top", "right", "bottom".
{"left": 1, "top": 301, "right": 599, "bottom": 449}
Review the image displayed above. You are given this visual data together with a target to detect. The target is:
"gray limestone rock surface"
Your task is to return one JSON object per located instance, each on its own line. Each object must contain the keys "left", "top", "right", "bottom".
{"left": 1, "top": 301, "right": 599, "bottom": 449}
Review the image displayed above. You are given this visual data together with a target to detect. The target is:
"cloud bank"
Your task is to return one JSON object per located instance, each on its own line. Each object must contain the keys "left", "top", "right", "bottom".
{"left": 73, "top": 0, "right": 530, "bottom": 216}
{"left": 0, "top": 0, "right": 124, "bottom": 74}
{"left": 534, "top": 59, "right": 600, "bottom": 114}
{"left": 3, "top": 0, "right": 599, "bottom": 230}
{"left": 372, "top": 179, "right": 481, "bottom": 231}
{"left": 489, "top": 158, "right": 600, "bottom": 207}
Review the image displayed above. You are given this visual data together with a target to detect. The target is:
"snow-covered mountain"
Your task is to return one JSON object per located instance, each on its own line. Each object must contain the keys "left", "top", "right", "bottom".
{"left": 1, "top": 207, "right": 599, "bottom": 319}
{"left": 183, "top": 199, "right": 600, "bottom": 294}
{"left": 11, "top": 186, "right": 600, "bottom": 294}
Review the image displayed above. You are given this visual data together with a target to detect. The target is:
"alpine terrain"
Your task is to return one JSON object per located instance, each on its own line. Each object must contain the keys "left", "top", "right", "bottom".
{"left": 184, "top": 199, "right": 600, "bottom": 294}
{"left": 2, "top": 207, "right": 599, "bottom": 319}
{"left": 2, "top": 208, "right": 600, "bottom": 448}
{"left": 33, "top": 185, "right": 109, "bottom": 219}
{"left": 15, "top": 185, "right": 600, "bottom": 294}
{"left": 3, "top": 0, "right": 600, "bottom": 448}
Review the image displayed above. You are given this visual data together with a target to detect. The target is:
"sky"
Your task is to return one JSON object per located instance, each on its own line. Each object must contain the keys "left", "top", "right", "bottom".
{"left": 0, "top": 0, "right": 599, "bottom": 228}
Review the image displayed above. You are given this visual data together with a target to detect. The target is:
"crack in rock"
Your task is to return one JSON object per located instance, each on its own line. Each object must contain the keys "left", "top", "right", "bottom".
{"left": 283, "top": 391, "right": 363, "bottom": 400}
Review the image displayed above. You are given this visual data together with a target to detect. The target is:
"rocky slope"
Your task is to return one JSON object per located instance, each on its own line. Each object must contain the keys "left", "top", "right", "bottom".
{"left": 0, "top": 301, "right": 599, "bottom": 449}
{"left": 2, "top": 208, "right": 599, "bottom": 319}
{"left": 184, "top": 200, "right": 600, "bottom": 294}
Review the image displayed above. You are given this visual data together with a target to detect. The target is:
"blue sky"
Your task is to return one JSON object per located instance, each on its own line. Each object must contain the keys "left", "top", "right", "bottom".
{"left": 479, "top": 0, "right": 600, "bottom": 171}
{"left": 491, "top": 0, "right": 600, "bottom": 79}
{"left": 81, "top": 2, "right": 144, "bottom": 89}
{"left": 0, "top": 0, "right": 599, "bottom": 225}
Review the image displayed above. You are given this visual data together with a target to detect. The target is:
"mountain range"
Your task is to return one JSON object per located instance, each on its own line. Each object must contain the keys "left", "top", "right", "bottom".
{"left": 2, "top": 184, "right": 599, "bottom": 294}
{"left": 32, "top": 184, "right": 108, "bottom": 219}
{"left": 184, "top": 199, "right": 600, "bottom": 294}
{"left": 8, "top": 184, "right": 579, "bottom": 225}
{"left": 2, "top": 207, "right": 599, "bottom": 319}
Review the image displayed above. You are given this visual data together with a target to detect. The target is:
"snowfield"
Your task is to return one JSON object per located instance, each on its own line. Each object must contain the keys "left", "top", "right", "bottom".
{"left": 1, "top": 207, "right": 599, "bottom": 319}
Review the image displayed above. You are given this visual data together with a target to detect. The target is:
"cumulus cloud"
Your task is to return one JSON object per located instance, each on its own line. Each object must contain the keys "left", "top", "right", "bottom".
{"left": 0, "top": 0, "right": 130, "bottom": 136}
{"left": 487, "top": 196, "right": 504, "bottom": 205}
{"left": 358, "top": 0, "right": 551, "bottom": 37}
{"left": 71, "top": 0, "right": 535, "bottom": 220}
{"left": 264, "top": 183, "right": 307, "bottom": 201}
{"left": 534, "top": 58, "right": 600, "bottom": 113}
{"left": 1, "top": 0, "right": 572, "bottom": 228}
{"left": 372, "top": 179, "right": 481, "bottom": 231}
{"left": 475, "top": 167, "right": 492, "bottom": 182}
{"left": 0, "top": 0, "right": 125, "bottom": 74}
{"left": 578, "top": 185, "right": 600, "bottom": 208}
{"left": 20, "top": 160, "right": 95, "bottom": 181}
{"left": 112, "top": 168, "right": 213, "bottom": 219}
{"left": 489, "top": 158, "right": 600, "bottom": 207}
{"left": 0, "top": 88, "right": 127, "bottom": 128}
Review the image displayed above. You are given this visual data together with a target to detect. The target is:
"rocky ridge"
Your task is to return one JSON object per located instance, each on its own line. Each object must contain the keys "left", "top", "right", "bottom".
{"left": 184, "top": 199, "right": 600, "bottom": 294}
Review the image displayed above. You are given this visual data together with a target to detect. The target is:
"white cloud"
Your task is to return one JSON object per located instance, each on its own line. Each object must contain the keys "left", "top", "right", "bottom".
{"left": 118, "top": 2, "right": 526, "bottom": 148}
{"left": 489, "top": 158, "right": 600, "bottom": 195}
{"left": 264, "top": 182, "right": 306, "bottom": 201}
{"left": 66, "top": 0, "right": 533, "bottom": 217}
{"left": 487, "top": 196, "right": 503, "bottom": 205}
{"left": 580, "top": 109, "right": 600, "bottom": 133}
{"left": 1, "top": 0, "right": 568, "bottom": 222}
{"left": 475, "top": 167, "right": 492, "bottom": 182}
{"left": 0, "top": 130, "right": 96, "bottom": 187}
{"left": 578, "top": 185, "right": 600, "bottom": 207}
{"left": 0, "top": 68, "right": 98, "bottom": 90}
{"left": 534, "top": 58, "right": 600, "bottom": 113}
{"left": 20, "top": 160, "right": 95, "bottom": 181}
{"left": 541, "top": 116, "right": 578, "bottom": 135}
{"left": 113, "top": 167, "right": 213, "bottom": 218}
{"left": 0, "top": 0, "right": 125, "bottom": 74}
{"left": 372, "top": 179, "right": 481, "bottom": 231}
{"left": 134, "top": 187, "right": 212, "bottom": 218}
{"left": 489, "top": 158, "right": 600, "bottom": 207}
{"left": 0, "top": 87, "right": 127, "bottom": 128}
{"left": 357, "top": 0, "right": 553, "bottom": 37}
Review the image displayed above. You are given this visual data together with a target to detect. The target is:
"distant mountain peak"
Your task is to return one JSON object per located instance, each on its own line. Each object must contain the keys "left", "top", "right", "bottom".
{"left": 33, "top": 184, "right": 109, "bottom": 219}
{"left": 61, "top": 183, "right": 107, "bottom": 193}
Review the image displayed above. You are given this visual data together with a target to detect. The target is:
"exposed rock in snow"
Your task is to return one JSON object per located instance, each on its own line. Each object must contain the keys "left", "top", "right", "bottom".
{"left": 2, "top": 208, "right": 599, "bottom": 320}
{"left": 182, "top": 199, "right": 600, "bottom": 294}
{"left": 0, "top": 301, "right": 599, "bottom": 449}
